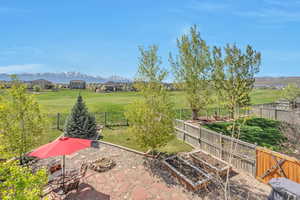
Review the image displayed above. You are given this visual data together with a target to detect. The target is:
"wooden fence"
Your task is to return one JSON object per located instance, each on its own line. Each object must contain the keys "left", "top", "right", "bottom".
{"left": 250, "top": 105, "right": 300, "bottom": 124}
{"left": 174, "top": 119, "right": 257, "bottom": 176}
{"left": 256, "top": 147, "right": 300, "bottom": 184}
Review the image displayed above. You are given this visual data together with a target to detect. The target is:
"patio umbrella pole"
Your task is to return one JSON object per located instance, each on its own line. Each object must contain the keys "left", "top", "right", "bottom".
{"left": 62, "top": 155, "right": 65, "bottom": 191}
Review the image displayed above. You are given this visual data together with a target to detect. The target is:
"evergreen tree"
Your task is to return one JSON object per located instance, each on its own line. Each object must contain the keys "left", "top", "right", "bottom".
{"left": 64, "top": 95, "right": 97, "bottom": 139}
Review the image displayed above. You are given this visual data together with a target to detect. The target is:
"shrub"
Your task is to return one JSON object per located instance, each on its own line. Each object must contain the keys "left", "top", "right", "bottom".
{"left": 33, "top": 85, "right": 41, "bottom": 92}
{"left": 0, "top": 161, "right": 47, "bottom": 200}
{"left": 204, "top": 117, "right": 285, "bottom": 150}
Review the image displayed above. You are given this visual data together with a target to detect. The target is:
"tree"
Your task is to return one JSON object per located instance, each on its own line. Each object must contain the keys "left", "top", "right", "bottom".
{"left": 64, "top": 95, "right": 97, "bottom": 139}
{"left": 33, "top": 85, "right": 41, "bottom": 92}
{"left": 212, "top": 44, "right": 261, "bottom": 118}
{"left": 125, "top": 45, "right": 175, "bottom": 151}
{"left": 169, "top": 25, "right": 213, "bottom": 120}
{"left": 0, "top": 77, "right": 47, "bottom": 162}
{"left": 281, "top": 83, "right": 300, "bottom": 108}
{"left": 0, "top": 161, "right": 47, "bottom": 200}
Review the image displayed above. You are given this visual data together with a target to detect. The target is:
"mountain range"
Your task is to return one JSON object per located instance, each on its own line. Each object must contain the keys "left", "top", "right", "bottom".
{"left": 0, "top": 72, "right": 131, "bottom": 83}
{"left": 254, "top": 76, "right": 300, "bottom": 87}
{"left": 0, "top": 72, "right": 299, "bottom": 86}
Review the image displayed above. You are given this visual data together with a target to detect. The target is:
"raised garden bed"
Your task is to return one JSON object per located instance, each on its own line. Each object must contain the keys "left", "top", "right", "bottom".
{"left": 162, "top": 155, "right": 211, "bottom": 191}
{"left": 88, "top": 157, "right": 116, "bottom": 173}
{"left": 190, "top": 150, "right": 231, "bottom": 176}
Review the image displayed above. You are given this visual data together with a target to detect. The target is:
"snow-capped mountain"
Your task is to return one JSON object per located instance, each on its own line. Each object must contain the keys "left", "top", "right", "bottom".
{"left": 0, "top": 72, "right": 131, "bottom": 83}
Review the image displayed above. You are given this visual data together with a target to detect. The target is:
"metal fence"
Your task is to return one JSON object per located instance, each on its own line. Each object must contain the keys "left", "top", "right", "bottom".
{"left": 50, "top": 108, "right": 235, "bottom": 130}
{"left": 49, "top": 111, "right": 129, "bottom": 130}
{"left": 174, "top": 119, "right": 257, "bottom": 176}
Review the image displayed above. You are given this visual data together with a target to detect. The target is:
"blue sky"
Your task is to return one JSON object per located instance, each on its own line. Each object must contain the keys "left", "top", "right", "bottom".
{"left": 0, "top": 0, "right": 299, "bottom": 78}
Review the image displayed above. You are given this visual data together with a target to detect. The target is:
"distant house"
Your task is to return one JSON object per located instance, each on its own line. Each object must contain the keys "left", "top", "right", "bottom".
{"left": 69, "top": 80, "right": 86, "bottom": 89}
{"left": 27, "top": 79, "right": 54, "bottom": 89}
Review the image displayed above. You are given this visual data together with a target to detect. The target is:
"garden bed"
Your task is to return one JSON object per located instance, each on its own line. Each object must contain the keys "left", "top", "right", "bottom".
{"left": 190, "top": 150, "right": 230, "bottom": 176}
{"left": 162, "top": 155, "right": 211, "bottom": 191}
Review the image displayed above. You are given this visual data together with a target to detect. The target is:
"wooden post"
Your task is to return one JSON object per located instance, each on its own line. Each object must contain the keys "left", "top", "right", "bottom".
{"left": 260, "top": 107, "right": 263, "bottom": 118}
{"left": 180, "top": 109, "right": 182, "bottom": 120}
{"left": 199, "top": 127, "right": 202, "bottom": 148}
{"left": 275, "top": 109, "right": 278, "bottom": 120}
{"left": 183, "top": 122, "right": 186, "bottom": 141}
{"left": 57, "top": 113, "right": 60, "bottom": 130}
{"left": 104, "top": 112, "right": 107, "bottom": 127}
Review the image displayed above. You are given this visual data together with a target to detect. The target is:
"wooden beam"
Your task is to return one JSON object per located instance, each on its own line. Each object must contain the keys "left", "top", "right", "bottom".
{"left": 272, "top": 155, "right": 287, "bottom": 178}
{"left": 260, "top": 158, "right": 286, "bottom": 179}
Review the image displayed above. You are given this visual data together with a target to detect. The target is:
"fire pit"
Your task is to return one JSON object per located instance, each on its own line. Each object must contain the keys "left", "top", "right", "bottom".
{"left": 88, "top": 157, "right": 116, "bottom": 173}
{"left": 190, "top": 150, "right": 230, "bottom": 176}
{"left": 162, "top": 155, "right": 211, "bottom": 191}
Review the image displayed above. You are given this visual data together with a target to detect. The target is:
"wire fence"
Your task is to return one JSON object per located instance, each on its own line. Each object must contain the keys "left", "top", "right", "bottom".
{"left": 49, "top": 107, "right": 245, "bottom": 131}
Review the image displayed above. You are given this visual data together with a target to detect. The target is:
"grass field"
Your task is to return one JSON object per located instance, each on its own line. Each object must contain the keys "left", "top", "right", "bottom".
{"left": 34, "top": 89, "right": 281, "bottom": 114}
{"left": 102, "top": 127, "right": 193, "bottom": 153}
{"left": 2, "top": 88, "right": 282, "bottom": 154}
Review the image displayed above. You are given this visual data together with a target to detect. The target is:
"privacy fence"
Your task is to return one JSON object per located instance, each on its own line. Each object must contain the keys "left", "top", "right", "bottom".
{"left": 174, "top": 119, "right": 257, "bottom": 176}
{"left": 250, "top": 104, "right": 300, "bottom": 124}
{"left": 174, "top": 119, "right": 300, "bottom": 184}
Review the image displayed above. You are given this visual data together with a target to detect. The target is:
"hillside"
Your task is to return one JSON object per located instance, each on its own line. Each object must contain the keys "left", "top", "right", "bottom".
{"left": 255, "top": 76, "right": 300, "bottom": 87}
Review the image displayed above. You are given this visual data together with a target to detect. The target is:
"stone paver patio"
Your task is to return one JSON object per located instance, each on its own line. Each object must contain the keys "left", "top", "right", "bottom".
{"left": 38, "top": 142, "right": 271, "bottom": 200}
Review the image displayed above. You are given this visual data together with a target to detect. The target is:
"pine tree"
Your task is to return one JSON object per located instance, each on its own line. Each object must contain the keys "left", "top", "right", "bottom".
{"left": 64, "top": 95, "right": 97, "bottom": 139}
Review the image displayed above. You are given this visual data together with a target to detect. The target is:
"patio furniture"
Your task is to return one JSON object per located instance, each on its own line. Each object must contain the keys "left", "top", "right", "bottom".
{"left": 48, "top": 162, "right": 89, "bottom": 195}
{"left": 29, "top": 136, "right": 92, "bottom": 189}
{"left": 48, "top": 160, "right": 62, "bottom": 174}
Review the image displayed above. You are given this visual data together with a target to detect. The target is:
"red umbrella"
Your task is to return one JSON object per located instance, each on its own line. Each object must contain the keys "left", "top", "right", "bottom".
{"left": 29, "top": 137, "right": 92, "bottom": 189}
{"left": 29, "top": 137, "right": 91, "bottom": 158}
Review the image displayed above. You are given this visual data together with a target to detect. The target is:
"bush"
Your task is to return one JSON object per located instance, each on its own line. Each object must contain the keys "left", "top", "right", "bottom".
{"left": 0, "top": 161, "right": 47, "bottom": 200}
{"left": 33, "top": 85, "right": 41, "bottom": 92}
{"left": 204, "top": 117, "right": 285, "bottom": 150}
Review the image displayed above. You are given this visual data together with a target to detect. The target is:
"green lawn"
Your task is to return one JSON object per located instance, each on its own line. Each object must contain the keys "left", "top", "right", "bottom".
{"left": 33, "top": 89, "right": 281, "bottom": 115}
{"left": 2, "top": 88, "right": 281, "bottom": 152}
{"left": 101, "top": 127, "right": 193, "bottom": 153}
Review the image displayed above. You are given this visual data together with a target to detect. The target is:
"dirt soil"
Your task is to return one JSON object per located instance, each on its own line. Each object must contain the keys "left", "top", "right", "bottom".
{"left": 166, "top": 156, "right": 207, "bottom": 183}
{"left": 191, "top": 151, "right": 227, "bottom": 169}
{"left": 279, "top": 122, "right": 300, "bottom": 159}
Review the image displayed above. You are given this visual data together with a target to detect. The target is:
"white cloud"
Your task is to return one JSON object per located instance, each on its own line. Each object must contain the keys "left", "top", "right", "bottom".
{"left": 235, "top": 8, "right": 300, "bottom": 22}
{"left": 0, "top": 64, "right": 44, "bottom": 73}
{"left": 0, "top": 7, "right": 30, "bottom": 15}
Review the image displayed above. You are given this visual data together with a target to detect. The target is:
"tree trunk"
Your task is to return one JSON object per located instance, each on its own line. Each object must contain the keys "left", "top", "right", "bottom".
{"left": 192, "top": 109, "right": 198, "bottom": 120}
{"left": 229, "top": 106, "right": 235, "bottom": 119}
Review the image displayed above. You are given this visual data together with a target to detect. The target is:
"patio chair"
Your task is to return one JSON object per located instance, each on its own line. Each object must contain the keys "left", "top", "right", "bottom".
{"left": 63, "top": 162, "right": 89, "bottom": 193}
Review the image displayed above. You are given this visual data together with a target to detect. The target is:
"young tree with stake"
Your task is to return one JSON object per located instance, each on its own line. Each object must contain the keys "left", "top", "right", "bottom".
{"left": 212, "top": 44, "right": 261, "bottom": 119}
{"left": 170, "top": 25, "right": 213, "bottom": 120}
{"left": 125, "top": 45, "right": 175, "bottom": 152}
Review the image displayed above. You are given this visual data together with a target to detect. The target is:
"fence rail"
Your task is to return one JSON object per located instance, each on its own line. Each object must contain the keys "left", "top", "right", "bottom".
{"left": 174, "top": 119, "right": 257, "bottom": 176}
{"left": 249, "top": 105, "right": 300, "bottom": 124}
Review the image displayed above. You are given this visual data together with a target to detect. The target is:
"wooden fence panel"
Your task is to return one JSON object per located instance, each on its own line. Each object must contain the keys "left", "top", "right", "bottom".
{"left": 174, "top": 119, "right": 257, "bottom": 176}
{"left": 256, "top": 147, "right": 300, "bottom": 184}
